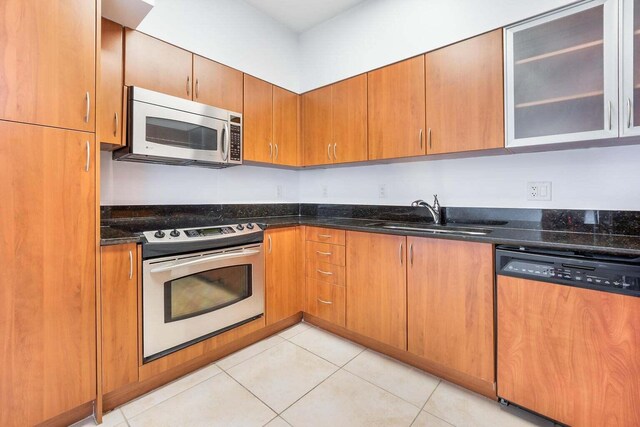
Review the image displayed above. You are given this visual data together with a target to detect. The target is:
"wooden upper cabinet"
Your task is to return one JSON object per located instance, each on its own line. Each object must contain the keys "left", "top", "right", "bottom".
{"left": 368, "top": 56, "right": 426, "bottom": 160}
{"left": 101, "top": 243, "right": 139, "bottom": 394}
{"left": 99, "top": 19, "right": 124, "bottom": 146}
{"left": 243, "top": 75, "right": 273, "bottom": 163}
{"left": 0, "top": 122, "right": 96, "bottom": 426}
{"left": 332, "top": 75, "right": 368, "bottom": 164}
{"left": 346, "top": 231, "right": 407, "bottom": 350}
{"left": 193, "top": 55, "right": 243, "bottom": 112}
{"left": 124, "top": 30, "right": 193, "bottom": 100}
{"left": 0, "top": 0, "right": 96, "bottom": 131}
{"left": 426, "top": 29, "right": 505, "bottom": 155}
{"left": 273, "top": 86, "right": 299, "bottom": 166}
{"left": 498, "top": 276, "right": 640, "bottom": 427}
{"left": 302, "top": 85, "right": 332, "bottom": 166}
{"left": 265, "top": 227, "right": 304, "bottom": 325}
{"left": 407, "top": 238, "right": 494, "bottom": 385}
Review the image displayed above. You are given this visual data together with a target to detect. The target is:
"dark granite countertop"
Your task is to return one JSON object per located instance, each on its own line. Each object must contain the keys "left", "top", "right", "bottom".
{"left": 101, "top": 207, "right": 640, "bottom": 256}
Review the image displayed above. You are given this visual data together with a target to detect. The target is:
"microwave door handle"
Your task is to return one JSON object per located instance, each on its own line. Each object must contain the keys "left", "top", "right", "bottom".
{"left": 221, "top": 123, "right": 229, "bottom": 161}
{"left": 149, "top": 249, "right": 261, "bottom": 274}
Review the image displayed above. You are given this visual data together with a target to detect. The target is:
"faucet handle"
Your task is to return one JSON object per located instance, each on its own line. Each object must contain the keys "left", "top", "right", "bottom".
{"left": 432, "top": 194, "right": 440, "bottom": 210}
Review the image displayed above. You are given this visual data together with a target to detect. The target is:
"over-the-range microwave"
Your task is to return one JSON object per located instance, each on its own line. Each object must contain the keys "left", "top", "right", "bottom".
{"left": 114, "top": 87, "right": 242, "bottom": 168}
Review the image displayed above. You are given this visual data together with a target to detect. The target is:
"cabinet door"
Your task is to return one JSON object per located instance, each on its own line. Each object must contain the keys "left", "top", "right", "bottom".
{"left": 124, "top": 30, "right": 193, "bottom": 100}
{"left": 273, "top": 87, "right": 299, "bottom": 166}
{"left": 193, "top": 55, "right": 243, "bottom": 112}
{"left": 407, "top": 238, "right": 494, "bottom": 384}
{"left": 0, "top": 0, "right": 96, "bottom": 131}
{"left": 99, "top": 19, "right": 124, "bottom": 146}
{"left": 498, "top": 276, "right": 640, "bottom": 427}
{"left": 243, "top": 75, "right": 273, "bottom": 163}
{"left": 302, "top": 85, "right": 333, "bottom": 166}
{"left": 621, "top": 0, "right": 640, "bottom": 136}
{"left": 101, "top": 243, "right": 139, "bottom": 394}
{"left": 426, "top": 30, "right": 504, "bottom": 155}
{"left": 0, "top": 122, "right": 96, "bottom": 426}
{"left": 265, "top": 228, "right": 303, "bottom": 325}
{"left": 368, "top": 56, "right": 426, "bottom": 160}
{"left": 332, "top": 75, "right": 368, "bottom": 163}
{"left": 505, "top": 0, "right": 618, "bottom": 148}
{"left": 346, "top": 231, "right": 407, "bottom": 350}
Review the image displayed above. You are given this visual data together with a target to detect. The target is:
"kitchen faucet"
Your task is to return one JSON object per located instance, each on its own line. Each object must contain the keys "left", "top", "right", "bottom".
{"left": 411, "top": 195, "right": 442, "bottom": 225}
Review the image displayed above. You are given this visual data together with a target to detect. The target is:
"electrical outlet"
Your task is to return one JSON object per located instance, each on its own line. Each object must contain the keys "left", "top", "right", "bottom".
{"left": 321, "top": 185, "right": 328, "bottom": 198}
{"left": 276, "top": 185, "right": 283, "bottom": 199}
{"left": 527, "top": 181, "right": 552, "bottom": 201}
{"left": 378, "top": 184, "right": 387, "bottom": 199}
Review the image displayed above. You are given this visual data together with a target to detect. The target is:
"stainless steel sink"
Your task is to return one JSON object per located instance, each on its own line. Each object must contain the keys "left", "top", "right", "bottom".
{"left": 367, "top": 222, "right": 492, "bottom": 236}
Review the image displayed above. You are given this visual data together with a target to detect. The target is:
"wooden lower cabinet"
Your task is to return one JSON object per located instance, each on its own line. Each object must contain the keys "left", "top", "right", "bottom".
{"left": 0, "top": 121, "right": 96, "bottom": 426}
{"left": 305, "top": 279, "right": 346, "bottom": 327}
{"left": 265, "top": 227, "right": 304, "bottom": 325}
{"left": 346, "top": 231, "right": 407, "bottom": 350}
{"left": 407, "top": 238, "right": 494, "bottom": 384}
{"left": 101, "top": 243, "right": 139, "bottom": 394}
{"left": 498, "top": 276, "right": 640, "bottom": 427}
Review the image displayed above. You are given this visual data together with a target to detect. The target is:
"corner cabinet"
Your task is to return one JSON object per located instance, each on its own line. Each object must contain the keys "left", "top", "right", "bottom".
{"left": 504, "top": 0, "right": 619, "bottom": 148}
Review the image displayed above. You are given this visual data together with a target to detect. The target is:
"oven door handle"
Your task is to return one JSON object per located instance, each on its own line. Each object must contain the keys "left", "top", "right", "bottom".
{"left": 149, "top": 249, "right": 261, "bottom": 274}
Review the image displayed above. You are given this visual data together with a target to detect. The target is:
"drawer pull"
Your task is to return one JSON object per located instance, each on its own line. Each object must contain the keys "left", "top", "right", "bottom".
{"left": 317, "top": 298, "right": 333, "bottom": 305}
{"left": 317, "top": 269, "right": 333, "bottom": 275}
{"left": 318, "top": 234, "right": 332, "bottom": 238}
{"left": 316, "top": 251, "right": 332, "bottom": 256}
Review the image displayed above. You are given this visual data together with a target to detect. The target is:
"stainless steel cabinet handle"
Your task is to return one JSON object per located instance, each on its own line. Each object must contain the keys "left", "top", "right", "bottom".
{"left": 268, "top": 235, "right": 272, "bottom": 253}
{"left": 128, "top": 250, "right": 133, "bottom": 280}
{"left": 84, "top": 141, "right": 90, "bottom": 172}
{"left": 333, "top": 143, "right": 337, "bottom": 160}
{"left": 275, "top": 143, "right": 279, "bottom": 160}
{"left": 409, "top": 243, "right": 413, "bottom": 266}
{"left": 84, "top": 92, "right": 90, "bottom": 123}
{"left": 608, "top": 101, "right": 612, "bottom": 130}
{"left": 317, "top": 298, "right": 333, "bottom": 305}
{"left": 428, "top": 128, "right": 432, "bottom": 149}
{"left": 113, "top": 112, "right": 118, "bottom": 137}
{"left": 195, "top": 78, "right": 200, "bottom": 99}
{"left": 419, "top": 129, "right": 423, "bottom": 150}
{"left": 317, "top": 269, "right": 333, "bottom": 275}
{"left": 316, "top": 251, "right": 332, "bottom": 256}
{"left": 399, "top": 243, "right": 403, "bottom": 265}
{"left": 318, "top": 234, "right": 332, "bottom": 238}
{"left": 269, "top": 143, "right": 273, "bottom": 159}
{"left": 627, "top": 98, "right": 633, "bottom": 129}
{"left": 186, "top": 76, "right": 191, "bottom": 96}
{"left": 327, "top": 144, "right": 332, "bottom": 161}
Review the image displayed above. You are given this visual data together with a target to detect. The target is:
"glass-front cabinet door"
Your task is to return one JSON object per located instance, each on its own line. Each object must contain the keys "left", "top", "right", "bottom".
{"left": 505, "top": 0, "right": 619, "bottom": 148}
{"left": 621, "top": 0, "right": 640, "bottom": 136}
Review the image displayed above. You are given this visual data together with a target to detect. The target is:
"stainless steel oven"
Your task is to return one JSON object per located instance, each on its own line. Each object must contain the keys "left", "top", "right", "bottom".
{"left": 114, "top": 86, "right": 242, "bottom": 168}
{"left": 141, "top": 223, "right": 263, "bottom": 362}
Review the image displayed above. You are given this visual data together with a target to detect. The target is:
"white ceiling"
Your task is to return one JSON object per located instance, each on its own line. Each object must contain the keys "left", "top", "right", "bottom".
{"left": 243, "top": 0, "right": 368, "bottom": 33}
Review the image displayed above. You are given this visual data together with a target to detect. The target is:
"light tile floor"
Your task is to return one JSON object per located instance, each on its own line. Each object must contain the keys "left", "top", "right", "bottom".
{"left": 72, "top": 322, "right": 556, "bottom": 427}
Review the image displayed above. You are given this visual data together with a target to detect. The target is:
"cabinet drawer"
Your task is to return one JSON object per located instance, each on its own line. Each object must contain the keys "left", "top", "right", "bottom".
{"left": 305, "top": 241, "right": 345, "bottom": 266}
{"left": 305, "top": 260, "right": 345, "bottom": 286}
{"left": 305, "top": 226, "right": 345, "bottom": 245}
{"left": 306, "top": 279, "right": 345, "bottom": 327}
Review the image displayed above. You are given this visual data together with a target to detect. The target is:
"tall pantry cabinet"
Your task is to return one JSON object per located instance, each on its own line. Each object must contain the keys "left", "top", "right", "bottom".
{"left": 0, "top": 1, "right": 99, "bottom": 425}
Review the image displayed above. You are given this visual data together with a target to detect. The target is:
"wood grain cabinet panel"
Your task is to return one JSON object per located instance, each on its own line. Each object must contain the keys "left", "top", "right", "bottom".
{"left": 0, "top": 0, "right": 96, "bottom": 131}
{"left": 425, "top": 29, "right": 504, "bottom": 155}
{"left": 332, "top": 74, "right": 368, "bottom": 163}
{"left": 368, "top": 56, "right": 426, "bottom": 160}
{"left": 305, "top": 279, "right": 346, "bottom": 327}
{"left": 243, "top": 75, "right": 274, "bottom": 163}
{"left": 193, "top": 55, "right": 243, "bottom": 112}
{"left": 265, "top": 228, "right": 304, "bottom": 325}
{"left": 407, "top": 238, "right": 494, "bottom": 383}
{"left": 498, "top": 276, "right": 640, "bottom": 427}
{"left": 305, "top": 226, "right": 345, "bottom": 245}
{"left": 273, "top": 86, "right": 299, "bottom": 166}
{"left": 306, "top": 259, "right": 345, "bottom": 286}
{"left": 306, "top": 241, "right": 346, "bottom": 266}
{"left": 302, "top": 85, "right": 333, "bottom": 166}
{"left": 0, "top": 122, "right": 96, "bottom": 426}
{"left": 99, "top": 18, "right": 125, "bottom": 146}
{"left": 346, "top": 231, "right": 407, "bottom": 350}
{"left": 101, "top": 243, "right": 139, "bottom": 394}
{"left": 124, "top": 30, "right": 193, "bottom": 100}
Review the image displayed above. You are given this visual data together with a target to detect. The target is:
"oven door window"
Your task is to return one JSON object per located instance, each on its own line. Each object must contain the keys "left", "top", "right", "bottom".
{"left": 146, "top": 117, "right": 218, "bottom": 151}
{"left": 164, "top": 265, "right": 252, "bottom": 323}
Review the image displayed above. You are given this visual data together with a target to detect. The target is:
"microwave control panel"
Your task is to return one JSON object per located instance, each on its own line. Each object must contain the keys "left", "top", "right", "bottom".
{"left": 229, "top": 123, "right": 241, "bottom": 162}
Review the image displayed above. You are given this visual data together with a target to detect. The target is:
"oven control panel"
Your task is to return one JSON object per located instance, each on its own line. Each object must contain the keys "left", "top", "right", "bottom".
{"left": 143, "top": 223, "right": 261, "bottom": 244}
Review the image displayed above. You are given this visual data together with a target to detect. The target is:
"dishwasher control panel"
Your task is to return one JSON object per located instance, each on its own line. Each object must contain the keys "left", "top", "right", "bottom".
{"left": 497, "top": 247, "right": 640, "bottom": 296}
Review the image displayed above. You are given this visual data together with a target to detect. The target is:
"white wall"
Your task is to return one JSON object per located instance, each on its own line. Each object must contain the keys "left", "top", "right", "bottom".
{"left": 298, "top": 145, "right": 640, "bottom": 210}
{"left": 136, "top": 0, "right": 301, "bottom": 92}
{"left": 100, "top": 152, "right": 299, "bottom": 205}
{"left": 298, "top": 0, "right": 576, "bottom": 91}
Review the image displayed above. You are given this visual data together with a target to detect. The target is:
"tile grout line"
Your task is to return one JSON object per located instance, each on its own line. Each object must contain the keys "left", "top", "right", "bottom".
{"left": 223, "top": 371, "right": 284, "bottom": 418}
{"left": 216, "top": 335, "right": 289, "bottom": 371}
{"left": 408, "top": 380, "right": 444, "bottom": 426}
{"left": 277, "top": 367, "right": 343, "bottom": 419}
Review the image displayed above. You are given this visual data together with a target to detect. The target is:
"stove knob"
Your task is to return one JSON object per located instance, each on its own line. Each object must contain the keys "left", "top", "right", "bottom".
{"left": 246, "top": 223, "right": 254, "bottom": 229}
{"left": 170, "top": 229, "right": 180, "bottom": 237}
{"left": 154, "top": 230, "right": 166, "bottom": 238}
{"left": 236, "top": 224, "right": 245, "bottom": 231}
